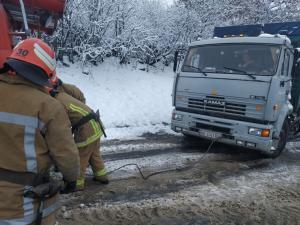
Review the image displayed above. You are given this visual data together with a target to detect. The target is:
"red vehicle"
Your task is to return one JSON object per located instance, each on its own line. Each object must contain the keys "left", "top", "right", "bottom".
{"left": 0, "top": 0, "right": 65, "bottom": 67}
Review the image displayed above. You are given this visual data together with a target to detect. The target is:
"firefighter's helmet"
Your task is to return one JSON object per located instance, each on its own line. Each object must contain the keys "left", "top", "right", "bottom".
{"left": 5, "top": 38, "right": 57, "bottom": 86}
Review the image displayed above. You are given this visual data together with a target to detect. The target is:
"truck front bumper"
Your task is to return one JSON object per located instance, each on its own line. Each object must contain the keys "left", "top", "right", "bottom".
{"left": 171, "top": 110, "right": 277, "bottom": 154}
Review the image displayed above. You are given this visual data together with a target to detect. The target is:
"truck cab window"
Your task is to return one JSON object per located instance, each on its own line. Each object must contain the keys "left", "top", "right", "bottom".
{"left": 184, "top": 47, "right": 201, "bottom": 68}
{"left": 182, "top": 44, "right": 281, "bottom": 76}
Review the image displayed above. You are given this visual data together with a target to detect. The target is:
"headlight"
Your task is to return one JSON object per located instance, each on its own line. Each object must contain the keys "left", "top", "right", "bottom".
{"left": 172, "top": 112, "right": 183, "bottom": 121}
{"left": 248, "top": 127, "right": 270, "bottom": 137}
{"left": 249, "top": 128, "right": 261, "bottom": 136}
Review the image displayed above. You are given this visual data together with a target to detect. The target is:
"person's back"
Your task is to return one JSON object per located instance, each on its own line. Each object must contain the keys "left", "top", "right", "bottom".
{"left": 0, "top": 38, "right": 80, "bottom": 224}
{"left": 56, "top": 79, "right": 86, "bottom": 103}
{"left": 0, "top": 74, "right": 79, "bottom": 222}
{"left": 53, "top": 91, "right": 108, "bottom": 191}
{"left": 54, "top": 91, "right": 100, "bottom": 145}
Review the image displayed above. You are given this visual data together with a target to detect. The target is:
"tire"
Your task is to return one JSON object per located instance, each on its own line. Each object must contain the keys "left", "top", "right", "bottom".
{"left": 267, "top": 120, "right": 289, "bottom": 158}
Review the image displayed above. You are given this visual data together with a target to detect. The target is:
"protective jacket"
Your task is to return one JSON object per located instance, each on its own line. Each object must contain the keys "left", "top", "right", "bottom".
{"left": 0, "top": 74, "right": 80, "bottom": 224}
{"left": 57, "top": 81, "right": 86, "bottom": 103}
{"left": 54, "top": 92, "right": 103, "bottom": 148}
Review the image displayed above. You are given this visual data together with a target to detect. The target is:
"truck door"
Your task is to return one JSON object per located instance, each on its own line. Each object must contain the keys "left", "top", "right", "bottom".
{"left": 280, "top": 49, "right": 293, "bottom": 103}
{"left": 291, "top": 50, "right": 300, "bottom": 111}
{"left": 266, "top": 48, "right": 293, "bottom": 121}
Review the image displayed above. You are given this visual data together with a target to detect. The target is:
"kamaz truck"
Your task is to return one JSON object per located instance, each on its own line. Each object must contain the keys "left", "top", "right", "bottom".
{"left": 171, "top": 22, "right": 300, "bottom": 157}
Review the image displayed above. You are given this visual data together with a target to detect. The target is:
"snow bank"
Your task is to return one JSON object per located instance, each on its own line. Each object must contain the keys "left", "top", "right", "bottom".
{"left": 57, "top": 59, "right": 176, "bottom": 140}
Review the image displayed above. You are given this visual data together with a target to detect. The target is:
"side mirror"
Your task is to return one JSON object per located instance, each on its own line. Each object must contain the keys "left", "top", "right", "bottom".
{"left": 173, "top": 51, "right": 179, "bottom": 73}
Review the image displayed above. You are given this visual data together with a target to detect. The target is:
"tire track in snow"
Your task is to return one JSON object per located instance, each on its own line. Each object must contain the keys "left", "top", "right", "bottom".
{"left": 60, "top": 134, "right": 300, "bottom": 225}
{"left": 102, "top": 143, "right": 195, "bottom": 161}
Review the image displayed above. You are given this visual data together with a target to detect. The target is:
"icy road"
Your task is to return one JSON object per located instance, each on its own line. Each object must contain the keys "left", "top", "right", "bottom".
{"left": 58, "top": 133, "right": 300, "bottom": 225}
{"left": 57, "top": 61, "right": 299, "bottom": 224}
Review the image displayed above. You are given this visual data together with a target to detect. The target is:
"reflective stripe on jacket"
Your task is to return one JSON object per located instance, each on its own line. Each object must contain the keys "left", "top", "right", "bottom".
{"left": 55, "top": 92, "right": 103, "bottom": 148}
{"left": 0, "top": 74, "right": 80, "bottom": 221}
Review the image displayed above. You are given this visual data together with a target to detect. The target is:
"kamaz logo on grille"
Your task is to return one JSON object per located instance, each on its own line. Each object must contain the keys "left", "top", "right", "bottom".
{"left": 203, "top": 99, "right": 226, "bottom": 106}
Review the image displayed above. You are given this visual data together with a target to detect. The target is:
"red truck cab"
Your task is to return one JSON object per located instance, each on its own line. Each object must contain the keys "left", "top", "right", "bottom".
{"left": 0, "top": 0, "right": 65, "bottom": 67}
{"left": 0, "top": 2, "right": 12, "bottom": 68}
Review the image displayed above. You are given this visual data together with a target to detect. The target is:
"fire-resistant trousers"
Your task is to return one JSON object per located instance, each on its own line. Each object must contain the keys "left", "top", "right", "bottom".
{"left": 78, "top": 139, "right": 106, "bottom": 183}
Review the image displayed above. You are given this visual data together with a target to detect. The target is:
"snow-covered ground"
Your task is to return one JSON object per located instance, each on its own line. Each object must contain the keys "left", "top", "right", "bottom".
{"left": 57, "top": 60, "right": 175, "bottom": 140}
{"left": 56, "top": 61, "right": 300, "bottom": 225}
{"left": 59, "top": 136, "right": 300, "bottom": 225}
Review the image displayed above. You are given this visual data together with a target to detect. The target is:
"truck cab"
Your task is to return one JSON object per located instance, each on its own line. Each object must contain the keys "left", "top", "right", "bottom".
{"left": 0, "top": 0, "right": 65, "bottom": 67}
{"left": 171, "top": 33, "right": 298, "bottom": 157}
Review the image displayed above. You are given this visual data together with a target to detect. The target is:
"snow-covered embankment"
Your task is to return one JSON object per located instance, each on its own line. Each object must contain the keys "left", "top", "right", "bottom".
{"left": 57, "top": 60, "right": 175, "bottom": 140}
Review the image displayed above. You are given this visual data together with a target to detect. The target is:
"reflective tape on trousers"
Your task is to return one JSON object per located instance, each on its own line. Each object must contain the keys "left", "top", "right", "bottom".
{"left": 23, "top": 186, "right": 34, "bottom": 219}
{"left": 0, "top": 201, "right": 60, "bottom": 225}
{"left": 0, "top": 112, "right": 40, "bottom": 173}
{"left": 95, "top": 168, "right": 107, "bottom": 177}
{"left": 0, "top": 112, "right": 44, "bottom": 223}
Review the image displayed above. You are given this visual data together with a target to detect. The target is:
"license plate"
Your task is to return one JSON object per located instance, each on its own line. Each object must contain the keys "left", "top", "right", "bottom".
{"left": 199, "top": 129, "right": 222, "bottom": 139}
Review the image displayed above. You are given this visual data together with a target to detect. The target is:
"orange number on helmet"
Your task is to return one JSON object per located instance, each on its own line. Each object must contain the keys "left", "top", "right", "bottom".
{"left": 17, "top": 49, "right": 29, "bottom": 57}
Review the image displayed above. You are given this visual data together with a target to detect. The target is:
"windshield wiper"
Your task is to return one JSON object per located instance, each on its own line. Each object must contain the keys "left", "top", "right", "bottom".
{"left": 183, "top": 65, "right": 208, "bottom": 76}
{"left": 223, "top": 66, "right": 256, "bottom": 80}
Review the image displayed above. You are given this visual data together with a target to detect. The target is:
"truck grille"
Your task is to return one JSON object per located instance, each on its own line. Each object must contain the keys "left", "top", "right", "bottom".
{"left": 188, "top": 97, "right": 246, "bottom": 116}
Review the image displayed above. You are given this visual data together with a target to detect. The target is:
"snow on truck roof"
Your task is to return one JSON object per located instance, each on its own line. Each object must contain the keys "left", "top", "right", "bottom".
{"left": 259, "top": 33, "right": 291, "bottom": 44}
{"left": 190, "top": 36, "right": 290, "bottom": 47}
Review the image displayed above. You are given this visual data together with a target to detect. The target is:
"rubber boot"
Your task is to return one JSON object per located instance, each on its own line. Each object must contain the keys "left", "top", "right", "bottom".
{"left": 75, "top": 178, "right": 85, "bottom": 191}
{"left": 93, "top": 174, "right": 109, "bottom": 184}
{"left": 93, "top": 168, "right": 109, "bottom": 184}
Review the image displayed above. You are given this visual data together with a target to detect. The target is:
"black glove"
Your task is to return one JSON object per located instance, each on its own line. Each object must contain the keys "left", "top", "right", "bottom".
{"left": 60, "top": 181, "right": 77, "bottom": 194}
{"left": 24, "top": 181, "right": 63, "bottom": 198}
{"left": 49, "top": 88, "right": 58, "bottom": 97}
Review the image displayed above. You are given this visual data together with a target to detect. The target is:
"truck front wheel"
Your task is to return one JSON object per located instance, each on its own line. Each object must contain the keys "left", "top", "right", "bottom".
{"left": 268, "top": 121, "right": 289, "bottom": 158}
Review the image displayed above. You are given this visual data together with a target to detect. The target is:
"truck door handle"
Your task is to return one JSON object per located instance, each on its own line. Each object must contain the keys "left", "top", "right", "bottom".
{"left": 280, "top": 81, "right": 285, "bottom": 87}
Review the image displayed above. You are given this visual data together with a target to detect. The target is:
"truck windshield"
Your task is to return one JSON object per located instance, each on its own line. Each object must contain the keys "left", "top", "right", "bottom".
{"left": 182, "top": 44, "right": 281, "bottom": 76}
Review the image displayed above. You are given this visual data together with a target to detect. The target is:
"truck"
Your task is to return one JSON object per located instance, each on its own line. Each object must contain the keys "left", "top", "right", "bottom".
{"left": 0, "top": 0, "right": 65, "bottom": 68}
{"left": 171, "top": 22, "right": 300, "bottom": 158}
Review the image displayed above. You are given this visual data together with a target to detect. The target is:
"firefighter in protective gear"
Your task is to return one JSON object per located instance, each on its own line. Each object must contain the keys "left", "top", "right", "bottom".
{"left": 50, "top": 75, "right": 86, "bottom": 103}
{"left": 51, "top": 90, "right": 108, "bottom": 191}
{"left": 0, "top": 38, "right": 80, "bottom": 225}
{"left": 56, "top": 78, "right": 86, "bottom": 103}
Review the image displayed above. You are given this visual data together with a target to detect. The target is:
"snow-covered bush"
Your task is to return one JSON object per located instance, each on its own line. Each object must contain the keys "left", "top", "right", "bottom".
{"left": 51, "top": 0, "right": 300, "bottom": 68}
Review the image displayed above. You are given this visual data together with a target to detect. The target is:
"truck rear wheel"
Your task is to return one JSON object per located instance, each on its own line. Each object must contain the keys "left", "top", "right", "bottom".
{"left": 268, "top": 121, "right": 288, "bottom": 158}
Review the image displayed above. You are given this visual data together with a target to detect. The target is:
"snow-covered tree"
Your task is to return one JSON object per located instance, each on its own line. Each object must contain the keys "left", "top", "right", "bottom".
{"left": 51, "top": 0, "right": 300, "bottom": 68}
